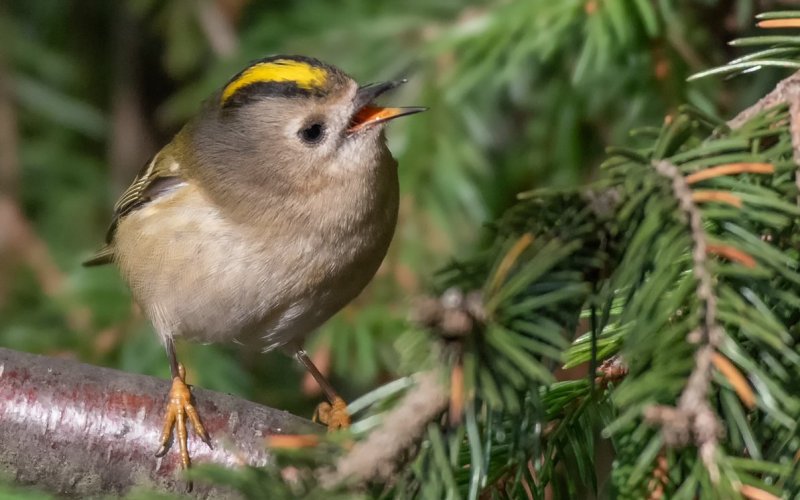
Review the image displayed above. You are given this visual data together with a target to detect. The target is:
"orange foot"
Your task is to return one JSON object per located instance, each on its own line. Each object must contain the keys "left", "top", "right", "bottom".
{"left": 313, "top": 396, "right": 351, "bottom": 431}
{"left": 155, "top": 363, "right": 211, "bottom": 487}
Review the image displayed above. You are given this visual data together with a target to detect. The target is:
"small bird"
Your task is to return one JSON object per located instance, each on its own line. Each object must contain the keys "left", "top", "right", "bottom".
{"left": 84, "top": 55, "right": 424, "bottom": 476}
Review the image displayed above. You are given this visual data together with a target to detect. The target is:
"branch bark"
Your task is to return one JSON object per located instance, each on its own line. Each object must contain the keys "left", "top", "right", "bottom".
{"left": 0, "top": 348, "right": 318, "bottom": 498}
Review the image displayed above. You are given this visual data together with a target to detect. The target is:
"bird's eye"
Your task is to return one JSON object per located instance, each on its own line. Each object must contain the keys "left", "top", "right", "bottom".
{"left": 299, "top": 122, "right": 325, "bottom": 144}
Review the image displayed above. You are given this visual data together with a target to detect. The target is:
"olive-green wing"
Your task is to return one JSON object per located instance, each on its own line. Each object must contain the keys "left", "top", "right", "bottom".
{"left": 83, "top": 154, "right": 185, "bottom": 266}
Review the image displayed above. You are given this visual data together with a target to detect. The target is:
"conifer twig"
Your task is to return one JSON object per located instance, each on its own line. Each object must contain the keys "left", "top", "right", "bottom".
{"left": 725, "top": 70, "right": 800, "bottom": 131}
{"left": 319, "top": 370, "right": 448, "bottom": 487}
{"left": 644, "top": 160, "right": 723, "bottom": 482}
{"left": 724, "top": 69, "right": 800, "bottom": 205}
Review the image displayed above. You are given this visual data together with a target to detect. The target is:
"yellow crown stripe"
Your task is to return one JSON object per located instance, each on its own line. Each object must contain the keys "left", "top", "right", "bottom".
{"left": 221, "top": 59, "right": 329, "bottom": 104}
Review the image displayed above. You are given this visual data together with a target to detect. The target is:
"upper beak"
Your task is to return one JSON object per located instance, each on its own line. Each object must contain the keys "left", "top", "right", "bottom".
{"left": 348, "top": 80, "right": 426, "bottom": 134}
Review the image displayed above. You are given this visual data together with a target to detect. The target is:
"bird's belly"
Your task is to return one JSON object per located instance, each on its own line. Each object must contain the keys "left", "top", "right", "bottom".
{"left": 113, "top": 183, "right": 395, "bottom": 350}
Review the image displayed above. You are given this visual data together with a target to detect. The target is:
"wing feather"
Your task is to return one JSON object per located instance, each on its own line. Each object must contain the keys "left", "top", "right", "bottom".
{"left": 83, "top": 153, "right": 185, "bottom": 266}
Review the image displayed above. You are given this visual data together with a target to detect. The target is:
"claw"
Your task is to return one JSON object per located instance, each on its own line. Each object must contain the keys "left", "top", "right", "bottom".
{"left": 295, "top": 350, "right": 351, "bottom": 432}
{"left": 313, "top": 396, "right": 350, "bottom": 431}
{"left": 155, "top": 363, "right": 210, "bottom": 492}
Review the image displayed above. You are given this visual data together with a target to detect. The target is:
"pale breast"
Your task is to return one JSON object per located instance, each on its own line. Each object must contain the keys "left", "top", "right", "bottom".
{"left": 113, "top": 170, "right": 398, "bottom": 351}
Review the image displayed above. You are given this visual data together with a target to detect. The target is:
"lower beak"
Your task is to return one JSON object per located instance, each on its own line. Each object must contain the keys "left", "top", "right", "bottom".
{"left": 348, "top": 80, "right": 426, "bottom": 134}
{"left": 348, "top": 106, "right": 427, "bottom": 133}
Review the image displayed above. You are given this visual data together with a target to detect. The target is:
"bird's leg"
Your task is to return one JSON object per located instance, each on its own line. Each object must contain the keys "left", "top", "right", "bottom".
{"left": 295, "top": 349, "right": 350, "bottom": 430}
{"left": 155, "top": 339, "right": 211, "bottom": 489}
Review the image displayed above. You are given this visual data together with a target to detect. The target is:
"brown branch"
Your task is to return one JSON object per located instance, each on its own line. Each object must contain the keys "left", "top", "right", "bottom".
{"left": 0, "top": 347, "right": 318, "bottom": 498}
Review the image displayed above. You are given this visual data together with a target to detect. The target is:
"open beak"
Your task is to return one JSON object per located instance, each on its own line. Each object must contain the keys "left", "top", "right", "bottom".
{"left": 348, "top": 80, "right": 426, "bottom": 134}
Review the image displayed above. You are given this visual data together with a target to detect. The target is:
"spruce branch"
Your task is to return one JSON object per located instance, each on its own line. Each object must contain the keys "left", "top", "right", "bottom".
{"left": 600, "top": 58, "right": 799, "bottom": 495}
{"left": 319, "top": 371, "right": 448, "bottom": 488}
{"left": 643, "top": 160, "right": 723, "bottom": 482}
{"left": 722, "top": 68, "right": 800, "bottom": 205}
{"left": 725, "top": 69, "right": 800, "bottom": 131}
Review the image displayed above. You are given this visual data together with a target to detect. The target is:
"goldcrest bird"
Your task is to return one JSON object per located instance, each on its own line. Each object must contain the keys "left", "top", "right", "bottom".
{"left": 84, "top": 55, "right": 424, "bottom": 476}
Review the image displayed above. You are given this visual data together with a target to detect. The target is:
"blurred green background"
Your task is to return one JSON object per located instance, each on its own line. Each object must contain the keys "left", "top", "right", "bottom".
{"left": 0, "top": 0, "right": 786, "bottom": 417}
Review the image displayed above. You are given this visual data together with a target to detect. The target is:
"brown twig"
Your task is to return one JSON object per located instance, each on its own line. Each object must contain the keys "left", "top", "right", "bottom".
{"left": 318, "top": 288, "right": 481, "bottom": 488}
{"left": 319, "top": 371, "right": 449, "bottom": 487}
{"left": 644, "top": 160, "right": 723, "bottom": 482}
{"left": 723, "top": 69, "right": 800, "bottom": 206}
{"left": 0, "top": 347, "right": 318, "bottom": 498}
{"left": 725, "top": 70, "right": 800, "bottom": 131}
